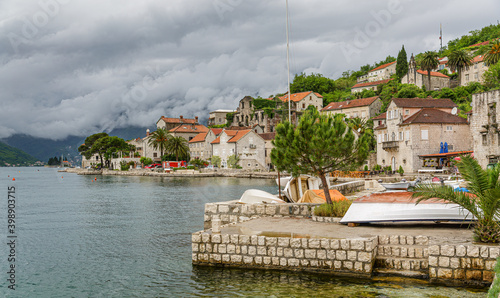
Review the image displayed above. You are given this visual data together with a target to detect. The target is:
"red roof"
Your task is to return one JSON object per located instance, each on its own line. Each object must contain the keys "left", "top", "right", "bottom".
{"left": 392, "top": 98, "right": 457, "bottom": 108}
{"left": 279, "top": 91, "right": 323, "bottom": 103}
{"left": 210, "top": 128, "right": 223, "bottom": 135}
{"left": 472, "top": 55, "right": 484, "bottom": 63}
{"left": 370, "top": 61, "right": 396, "bottom": 72}
{"left": 158, "top": 116, "right": 197, "bottom": 125}
{"left": 400, "top": 108, "right": 467, "bottom": 125}
{"left": 372, "top": 112, "right": 386, "bottom": 120}
{"left": 211, "top": 129, "right": 251, "bottom": 144}
{"left": 352, "top": 79, "right": 392, "bottom": 89}
{"left": 419, "top": 151, "right": 473, "bottom": 158}
{"left": 189, "top": 133, "right": 207, "bottom": 143}
{"left": 259, "top": 132, "right": 276, "bottom": 141}
{"left": 416, "top": 70, "right": 450, "bottom": 78}
{"left": 169, "top": 124, "right": 209, "bottom": 133}
{"left": 469, "top": 40, "right": 490, "bottom": 48}
{"left": 321, "top": 96, "right": 379, "bottom": 111}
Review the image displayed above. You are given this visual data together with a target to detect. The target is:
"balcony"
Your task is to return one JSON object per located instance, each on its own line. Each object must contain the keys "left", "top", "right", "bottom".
{"left": 382, "top": 141, "right": 399, "bottom": 150}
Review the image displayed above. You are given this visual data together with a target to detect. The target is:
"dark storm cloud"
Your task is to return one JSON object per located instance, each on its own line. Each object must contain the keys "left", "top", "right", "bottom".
{"left": 0, "top": 0, "right": 499, "bottom": 139}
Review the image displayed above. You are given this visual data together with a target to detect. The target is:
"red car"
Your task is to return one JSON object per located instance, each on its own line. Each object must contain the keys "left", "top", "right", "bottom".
{"left": 145, "top": 163, "right": 161, "bottom": 169}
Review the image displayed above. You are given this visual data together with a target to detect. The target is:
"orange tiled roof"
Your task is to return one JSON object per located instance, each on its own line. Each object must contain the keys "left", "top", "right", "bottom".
{"left": 211, "top": 129, "right": 251, "bottom": 144}
{"left": 321, "top": 96, "right": 379, "bottom": 111}
{"left": 372, "top": 112, "right": 386, "bottom": 120}
{"left": 228, "top": 130, "right": 251, "bottom": 143}
{"left": 400, "top": 108, "right": 467, "bottom": 125}
{"left": 189, "top": 133, "right": 208, "bottom": 143}
{"left": 370, "top": 61, "right": 396, "bottom": 72}
{"left": 279, "top": 91, "right": 323, "bottom": 103}
{"left": 352, "top": 79, "right": 392, "bottom": 89}
{"left": 210, "top": 128, "right": 223, "bottom": 135}
{"left": 159, "top": 116, "right": 196, "bottom": 124}
{"left": 472, "top": 55, "right": 484, "bottom": 63}
{"left": 169, "top": 124, "right": 209, "bottom": 133}
{"left": 416, "top": 70, "right": 450, "bottom": 78}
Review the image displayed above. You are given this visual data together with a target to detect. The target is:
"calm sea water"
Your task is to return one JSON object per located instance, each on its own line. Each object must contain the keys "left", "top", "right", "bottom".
{"left": 0, "top": 167, "right": 487, "bottom": 297}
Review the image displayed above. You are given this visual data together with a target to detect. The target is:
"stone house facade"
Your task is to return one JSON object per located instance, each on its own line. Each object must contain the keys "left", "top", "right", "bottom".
{"left": 232, "top": 96, "right": 280, "bottom": 133}
{"left": 211, "top": 129, "right": 266, "bottom": 170}
{"left": 357, "top": 61, "right": 396, "bottom": 83}
{"left": 208, "top": 110, "right": 235, "bottom": 126}
{"left": 156, "top": 115, "right": 199, "bottom": 130}
{"left": 402, "top": 54, "right": 450, "bottom": 91}
{"left": 470, "top": 90, "right": 500, "bottom": 168}
{"left": 375, "top": 98, "right": 471, "bottom": 173}
{"left": 321, "top": 96, "right": 382, "bottom": 120}
{"left": 169, "top": 123, "right": 209, "bottom": 142}
{"left": 351, "top": 79, "right": 392, "bottom": 94}
{"left": 258, "top": 132, "right": 276, "bottom": 170}
{"left": 188, "top": 128, "right": 221, "bottom": 161}
{"left": 461, "top": 55, "right": 489, "bottom": 85}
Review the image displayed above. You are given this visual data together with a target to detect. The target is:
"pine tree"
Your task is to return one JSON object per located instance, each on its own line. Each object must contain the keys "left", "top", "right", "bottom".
{"left": 396, "top": 45, "right": 408, "bottom": 79}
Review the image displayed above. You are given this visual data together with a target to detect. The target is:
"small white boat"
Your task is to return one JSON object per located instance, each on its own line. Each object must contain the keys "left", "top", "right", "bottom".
{"left": 379, "top": 182, "right": 410, "bottom": 191}
{"left": 239, "top": 189, "right": 286, "bottom": 204}
{"left": 281, "top": 175, "right": 325, "bottom": 203}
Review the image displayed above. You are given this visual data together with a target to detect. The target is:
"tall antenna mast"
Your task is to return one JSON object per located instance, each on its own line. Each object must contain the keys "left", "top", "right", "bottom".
{"left": 286, "top": 0, "right": 291, "bottom": 122}
{"left": 440, "top": 23, "right": 443, "bottom": 52}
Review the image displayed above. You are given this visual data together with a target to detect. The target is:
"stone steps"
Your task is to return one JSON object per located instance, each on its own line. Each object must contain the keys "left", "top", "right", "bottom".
{"left": 374, "top": 240, "right": 430, "bottom": 278}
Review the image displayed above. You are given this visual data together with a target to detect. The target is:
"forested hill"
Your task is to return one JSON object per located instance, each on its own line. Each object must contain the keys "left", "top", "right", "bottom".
{"left": 0, "top": 141, "right": 39, "bottom": 166}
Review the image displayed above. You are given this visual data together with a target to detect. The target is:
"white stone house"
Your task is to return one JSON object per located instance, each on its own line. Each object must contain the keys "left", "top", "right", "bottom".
{"left": 375, "top": 98, "right": 471, "bottom": 173}
{"left": 208, "top": 110, "right": 235, "bottom": 126}
{"left": 357, "top": 61, "right": 396, "bottom": 83}
{"left": 188, "top": 128, "right": 222, "bottom": 161}
{"left": 211, "top": 129, "right": 266, "bottom": 170}
{"left": 461, "top": 55, "right": 489, "bottom": 85}
{"left": 320, "top": 96, "right": 382, "bottom": 120}
{"left": 470, "top": 90, "right": 500, "bottom": 168}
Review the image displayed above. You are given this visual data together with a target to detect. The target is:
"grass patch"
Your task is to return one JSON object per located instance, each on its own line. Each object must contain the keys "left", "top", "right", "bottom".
{"left": 313, "top": 200, "right": 352, "bottom": 217}
{"left": 488, "top": 257, "right": 500, "bottom": 298}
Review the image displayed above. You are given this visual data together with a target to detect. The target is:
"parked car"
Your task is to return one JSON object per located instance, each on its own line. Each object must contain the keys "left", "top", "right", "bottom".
{"left": 145, "top": 163, "right": 161, "bottom": 169}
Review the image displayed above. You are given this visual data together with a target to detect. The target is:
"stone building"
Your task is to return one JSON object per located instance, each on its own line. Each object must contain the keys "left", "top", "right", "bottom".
{"left": 232, "top": 96, "right": 279, "bottom": 133}
{"left": 470, "top": 90, "right": 500, "bottom": 168}
{"left": 401, "top": 54, "right": 450, "bottom": 91}
{"left": 211, "top": 129, "right": 266, "bottom": 170}
{"left": 188, "top": 128, "right": 222, "bottom": 161}
{"left": 156, "top": 115, "right": 199, "bottom": 130}
{"left": 357, "top": 61, "right": 396, "bottom": 83}
{"left": 320, "top": 96, "right": 382, "bottom": 120}
{"left": 351, "top": 79, "right": 392, "bottom": 94}
{"left": 375, "top": 98, "right": 471, "bottom": 173}
{"left": 169, "top": 123, "right": 209, "bottom": 142}
{"left": 461, "top": 55, "right": 489, "bottom": 85}
{"left": 258, "top": 132, "right": 276, "bottom": 170}
{"left": 208, "top": 110, "right": 235, "bottom": 126}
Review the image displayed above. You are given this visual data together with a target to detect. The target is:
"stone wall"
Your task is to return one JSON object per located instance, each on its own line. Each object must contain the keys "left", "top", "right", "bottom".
{"left": 428, "top": 244, "right": 499, "bottom": 286}
{"left": 192, "top": 231, "right": 378, "bottom": 277}
{"left": 203, "top": 180, "right": 365, "bottom": 229}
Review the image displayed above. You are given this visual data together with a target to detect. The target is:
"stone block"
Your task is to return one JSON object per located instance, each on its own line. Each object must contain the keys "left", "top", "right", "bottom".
{"left": 407, "top": 247, "right": 415, "bottom": 258}
{"left": 235, "top": 245, "right": 241, "bottom": 254}
{"left": 415, "top": 248, "right": 424, "bottom": 258}
{"left": 406, "top": 236, "right": 414, "bottom": 245}
{"left": 350, "top": 239, "right": 364, "bottom": 250}
{"left": 192, "top": 243, "right": 199, "bottom": 252}
{"left": 294, "top": 249, "right": 304, "bottom": 258}
{"left": 192, "top": 234, "right": 201, "bottom": 243}
{"left": 212, "top": 234, "right": 221, "bottom": 244}
{"left": 222, "top": 234, "right": 230, "bottom": 244}
{"left": 301, "top": 259, "right": 310, "bottom": 267}
{"left": 309, "top": 239, "right": 321, "bottom": 249}
{"left": 331, "top": 239, "right": 340, "bottom": 250}
{"left": 389, "top": 235, "right": 399, "bottom": 245}
{"left": 454, "top": 269, "right": 465, "bottom": 279}
{"left": 268, "top": 247, "right": 276, "bottom": 256}
{"left": 279, "top": 205, "right": 289, "bottom": 215}
{"left": 378, "top": 235, "right": 389, "bottom": 245}
{"left": 483, "top": 270, "right": 494, "bottom": 282}
{"left": 227, "top": 244, "right": 236, "bottom": 254}
{"left": 239, "top": 235, "right": 250, "bottom": 245}
{"left": 300, "top": 205, "right": 309, "bottom": 215}
{"left": 284, "top": 248, "right": 294, "bottom": 258}
{"left": 465, "top": 270, "right": 482, "bottom": 280}
{"left": 230, "top": 235, "right": 239, "bottom": 244}
{"left": 192, "top": 253, "right": 198, "bottom": 262}
{"left": 292, "top": 205, "right": 300, "bottom": 215}
{"left": 230, "top": 205, "right": 240, "bottom": 213}
{"left": 471, "top": 258, "right": 484, "bottom": 269}
{"left": 365, "top": 239, "right": 375, "bottom": 251}
{"left": 230, "top": 255, "right": 242, "bottom": 263}
{"left": 222, "top": 254, "right": 230, "bottom": 263}
{"left": 206, "top": 244, "right": 213, "bottom": 253}
{"left": 250, "top": 235, "right": 258, "bottom": 245}
{"left": 280, "top": 258, "right": 287, "bottom": 266}
{"left": 265, "top": 205, "right": 277, "bottom": 215}
{"left": 392, "top": 247, "right": 401, "bottom": 257}
{"left": 263, "top": 257, "right": 272, "bottom": 265}
{"left": 402, "top": 260, "right": 411, "bottom": 271}
{"left": 364, "top": 263, "right": 372, "bottom": 273}
{"left": 205, "top": 203, "right": 217, "bottom": 213}
{"left": 290, "top": 239, "right": 302, "bottom": 248}
{"left": 278, "top": 237, "right": 290, "bottom": 247}
{"left": 467, "top": 246, "right": 480, "bottom": 257}
{"left": 400, "top": 247, "right": 408, "bottom": 258}
{"left": 221, "top": 214, "right": 230, "bottom": 222}
{"left": 200, "top": 254, "right": 210, "bottom": 262}
{"left": 272, "top": 257, "right": 280, "bottom": 266}
{"left": 421, "top": 260, "right": 429, "bottom": 269}
{"left": 301, "top": 238, "right": 309, "bottom": 248}
{"left": 450, "top": 257, "right": 460, "bottom": 269}
{"left": 243, "top": 256, "right": 254, "bottom": 264}
{"left": 415, "top": 236, "right": 428, "bottom": 245}
{"left": 461, "top": 257, "right": 472, "bottom": 269}
{"left": 343, "top": 261, "right": 353, "bottom": 270}
{"left": 455, "top": 245, "right": 466, "bottom": 257}
{"left": 429, "top": 268, "right": 437, "bottom": 278}
{"left": 240, "top": 245, "right": 247, "bottom": 254}
{"left": 257, "top": 236, "right": 266, "bottom": 246}
{"left": 358, "top": 252, "right": 371, "bottom": 262}
{"left": 255, "top": 205, "right": 265, "bottom": 214}
{"left": 211, "top": 254, "right": 222, "bottom": 263}
{"left": 480, "top": 246, "right": 489, "bottom": 258}
{"left": 248, "top": 246, "right": 257, "bottom": 256}
{"left": 437, "top": 268, "right": 453, "bottom": 279}
{"left": 199, "top": 244, "right": 205, "bottom": 253}
{"left": 255, "top": 256, "right": 263, "bottom": 265}
{"left": 219, "top": 204, "right": 229, "bottom": 213}
{"left": 347, "top": 250, "right": 357, "bottom": 261}
{"left": 354, "top": 262, "right": 363, "bottom": 272}
{"left": 441, "top": 245, "right": 455, "bottom": 257}
{"left": 485, "top": 260, "right": 496, "bottom": 270}
{"left": 277, "top": 247, "right": 283, "bottom": 257}
{"left": 229, "top": 215, "right": 238, "bottom": 223}
{"left": 429, "top": 256, "right": 438, "bottom": 267}
{"left": 334, "top": 260, "right": 342, "bottom": 269}
{"left": 266, "top": 237, "right": 277, "bottom": 246}
{"left": 321, "top": 239, "right": 330, "bottom": 249}
{"left": 340, "top": 239, "right": 350, "bottom": 250}
{"left": 288, "top": 258, "right": 300, "bottom": 267}
{"left": 325, "top": 260, "right": 333, "bottom": 268}
{"left": 310, "top": 260, "right": 319, "bottom": 267}
{"left": 438, "top": 257, "right": 450, "bottom": 267}
{"left": 327, "top": 250, "right": 336, "bottom": 259}
{"left": 317, "top": 250, "right": 327, "bottom": 260}
{"left": 490, "top": 247, "right": 500, "bottom": 259}
{"left": 218, "top": 244, "right": 227, "bottom": 254}
{"left": 201, "top": 233, "right": 211, "bottom": 243}
{"left": 257, "top": 246, "right": 267, "bottom": 256}
{"left": 336, "top": 250, "right": 347, "bottom": 260}
{"left": 305, "top": 249, "right": 316, "bottom": 259}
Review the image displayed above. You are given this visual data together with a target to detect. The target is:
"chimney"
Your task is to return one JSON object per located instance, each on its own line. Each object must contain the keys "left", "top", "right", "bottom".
{"left": 146, "top": 129, "right": 150, "bottom": 137}
{"left": 180, "top": 115, "right": 183, "bottom": 121}
{"left": 195, "top": 116, "right": 198, "bottom": 123}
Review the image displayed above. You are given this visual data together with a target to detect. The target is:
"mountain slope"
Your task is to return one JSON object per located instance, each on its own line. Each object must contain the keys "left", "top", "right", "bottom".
{"left": 0, "top": 141, "right": 39, "bottom": 166}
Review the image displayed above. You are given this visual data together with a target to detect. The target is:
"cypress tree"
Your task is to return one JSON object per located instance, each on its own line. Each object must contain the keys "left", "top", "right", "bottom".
{"left": 396, "top": 45, "right": 408, "bottom": 79}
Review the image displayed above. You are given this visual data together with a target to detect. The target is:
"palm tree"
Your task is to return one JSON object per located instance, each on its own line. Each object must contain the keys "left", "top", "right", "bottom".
{"left": 412, "top": 155, "right": 500, "bottom": 243}
{"left": 484, "top": 39, "right": 500, "bottom": 66}
{"left": 448, "top": 49, "right": 473, "bottom": 86}
{"left": 147, "top": 128, "right": 171, "bottom": 159}
{"left": 166, "top": 136, "right": 189, "bottom": 161}
{"left": 420, "top": 51, "right": 440, "bottom": 90}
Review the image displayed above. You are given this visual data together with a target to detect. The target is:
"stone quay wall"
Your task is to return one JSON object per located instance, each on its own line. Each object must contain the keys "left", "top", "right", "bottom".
{"left": 192, "top": 232, "right": 378, "bottom": 277}
{"left": 203, "top": 180, "right": 365, "bottom": 229}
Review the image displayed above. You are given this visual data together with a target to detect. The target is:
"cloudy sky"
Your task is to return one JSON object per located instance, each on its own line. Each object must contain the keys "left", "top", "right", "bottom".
{"left": 0, "top": 0, "right": 499, "bottom": 140}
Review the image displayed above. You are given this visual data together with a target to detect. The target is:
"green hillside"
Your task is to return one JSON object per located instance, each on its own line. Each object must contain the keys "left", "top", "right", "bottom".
{"left": 0, "top": 141, "right": 39, "bottom": 166}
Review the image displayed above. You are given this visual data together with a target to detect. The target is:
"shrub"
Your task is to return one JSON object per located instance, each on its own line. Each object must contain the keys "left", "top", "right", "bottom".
{"left": 488, "top": 258, "right": 500, "bottom": 298}
{"left": 398, "top": 165, "right": 404, "bottom": 175}
{"left": 313, "top": 200, "right": 352, "bottom": 217}
{"left": 120, "top": 161, "right": 130, "bottom": 171}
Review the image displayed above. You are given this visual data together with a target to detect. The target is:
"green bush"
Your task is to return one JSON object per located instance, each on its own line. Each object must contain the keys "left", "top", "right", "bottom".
{"left": 120, "top": 161, "right": 130, "bottom": 171}
{"left": 488, "top": 257, "right": 500, "bottom": 298}
{"left": 313, "top": 200, "right": 352, "bottom": 217}
{"left": 364, "top": 165, "right": 369, "bottom": 171}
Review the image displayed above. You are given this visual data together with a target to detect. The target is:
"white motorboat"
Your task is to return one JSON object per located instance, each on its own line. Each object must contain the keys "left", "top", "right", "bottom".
{"left": 340, "top": 192, "right": 475, "bottom": 224}
{"left": 238, "top": 189, "right": 287, "bottom": 204}
{"left": 379, "top": 182, "right": 410, "bottom": 191}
